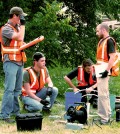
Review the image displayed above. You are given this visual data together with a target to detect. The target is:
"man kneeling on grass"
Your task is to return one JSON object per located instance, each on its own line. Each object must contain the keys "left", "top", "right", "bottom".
{"left": 21, "top": 52, "right": 58, "bottom": 112}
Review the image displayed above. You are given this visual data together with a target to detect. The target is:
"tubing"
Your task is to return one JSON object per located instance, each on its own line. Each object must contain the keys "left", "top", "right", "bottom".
{"left": 19, "top": 36, "right": 44, "bottom": 51}
{"left": 1, "top": 36, "right": 44, "bottom": 54}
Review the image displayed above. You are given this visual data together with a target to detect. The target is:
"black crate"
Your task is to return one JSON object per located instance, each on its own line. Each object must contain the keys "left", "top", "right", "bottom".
{"left": 15, "top": 113, "right": 43, "bottom": 131}
{"left": 116, "top": 109, "right": 120, "bottom": 122}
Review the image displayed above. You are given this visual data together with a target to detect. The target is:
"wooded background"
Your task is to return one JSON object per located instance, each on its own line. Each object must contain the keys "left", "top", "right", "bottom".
{"left": 0, "top": 0, "right": 120, "bottom": 69}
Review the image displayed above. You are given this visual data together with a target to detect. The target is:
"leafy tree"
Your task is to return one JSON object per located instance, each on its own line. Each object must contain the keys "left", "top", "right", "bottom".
{"left": 57, "top": 0, "right": 120, "bottom": 65}
{"left": 0, "top": 0, "right": 120, "bottom": 68}
{"left": 25, "top": 1, "right": 76, "bottom": 67}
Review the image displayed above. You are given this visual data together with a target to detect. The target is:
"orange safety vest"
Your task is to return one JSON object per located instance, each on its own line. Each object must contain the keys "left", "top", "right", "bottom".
{"left": 97, "top": 37, "right": 115, "bottom": 62}
{"left": 77, "top": 66, "right": 96, "bottom": 87}
{"left": 97, "top": 37, "right": 119, "bottom": 76}
{"left": 1, "top": 23, "right": 27, "bottom": 62}
{"left": 22, "top": 67, "right": 48, "bottom": 96}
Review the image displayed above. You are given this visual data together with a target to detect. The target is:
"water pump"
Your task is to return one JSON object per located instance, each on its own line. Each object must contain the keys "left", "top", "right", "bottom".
{"left": 66, "top": 102, "right": 87, "bottom": 124}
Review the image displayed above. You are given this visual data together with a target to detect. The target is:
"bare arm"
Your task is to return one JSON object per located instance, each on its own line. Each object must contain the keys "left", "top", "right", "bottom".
{"left": 86, "top": 83, "right": 97, "bottom": 93}
{"left": 23, "top": 83, "right": 41, "bottom": 102}
{"left": 64, "top": 75, "right": 79, "bottom": 92}
{"left": 106, "top": 53, "right": 116, "bottom": 71}
{"left": 46, "top": 76, "right": 53, "bottom": 87}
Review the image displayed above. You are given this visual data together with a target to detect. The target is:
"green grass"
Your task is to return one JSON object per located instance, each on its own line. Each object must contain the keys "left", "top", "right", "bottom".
{"left": 0, "top": 67, "right": 120, "bottom": 134}
{"left": 109, "top": 76, "right": 120, "bottom": 96}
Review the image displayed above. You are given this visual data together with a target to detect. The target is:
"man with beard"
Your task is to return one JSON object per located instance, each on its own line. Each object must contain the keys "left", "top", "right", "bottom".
{"left": 64, "top": 59, "right": 98, "bottom": 106}
{"left": 96, "top": 23, "right": 116, "bottom": 124}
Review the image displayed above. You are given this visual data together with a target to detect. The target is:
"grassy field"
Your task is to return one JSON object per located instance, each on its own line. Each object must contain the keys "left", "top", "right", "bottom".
{"left": 0, "top": 67, "right": 120, "bottom": 134}
{"left": 0, "top": 102, "right": 120, "bottom": 134}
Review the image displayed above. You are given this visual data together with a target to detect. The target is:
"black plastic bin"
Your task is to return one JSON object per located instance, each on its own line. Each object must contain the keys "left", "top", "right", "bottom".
{"left": 116, "top": 109, "right": 120, "bottom": 122}
{"left": 15, "top": 113, "right": 43, "bottom": 131}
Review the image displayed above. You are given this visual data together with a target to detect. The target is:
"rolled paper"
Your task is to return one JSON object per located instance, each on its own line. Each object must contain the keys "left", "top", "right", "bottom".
{"left": 19, "top": 36, "right": 44, "bottom": 51}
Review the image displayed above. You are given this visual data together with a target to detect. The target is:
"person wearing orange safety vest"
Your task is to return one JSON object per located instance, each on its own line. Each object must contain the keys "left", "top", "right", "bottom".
{"left": 96, "top": 23, "right": 116, "bottom": 125}
{"left": 64, "top": 59, "right": 97, "bottom": 106}
{"left": 0, "top": 7, "right": 27, "bottom": 123}
{"left": 21, "top": 52, "right": 58, "bottom": 112}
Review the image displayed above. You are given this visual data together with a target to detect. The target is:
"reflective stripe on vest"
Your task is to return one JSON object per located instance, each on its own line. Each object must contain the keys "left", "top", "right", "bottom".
{"left": 77, "top": 66, "right": 95, "bottom": 86}
{"left": 1, "top": 24, "right": 27, "bottom": 62}
{"left": 111, "top": 53, "right": 120, "bottom": 76}
{"left": 22, "top": 67, "right": 47, "bottom": 96}
{"left": 29, "top": 69, "right": 37, "bottom": 89}
{"left": 28, "top": 68, "right": 46, "bottom": 89}
{"left": 41, "top": 69, "right": 45, "bottom": 83}
{"left": 97, "top": 37, "right": 116, "bottom": 62}
{"left": 97, "top": 37, "right": 120, "bottom": 76}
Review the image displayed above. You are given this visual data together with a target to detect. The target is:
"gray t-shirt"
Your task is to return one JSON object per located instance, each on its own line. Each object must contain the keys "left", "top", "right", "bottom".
{"left": 23, "top": 67, "right": 49, "bottom": 84}
{"left": 2, "top": 21, "right": 23, "bottom": 66}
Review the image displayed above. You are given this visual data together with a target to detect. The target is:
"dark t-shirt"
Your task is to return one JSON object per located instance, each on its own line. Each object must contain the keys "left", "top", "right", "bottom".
{"left": 107, "top": 38, "right": 115, "bottom": 59}
{"left": 2, "top": 21, "right": 23, "bottom": 65}
{"left": 66, "top": 68, "right": 92, "bottom": 86}
{"left": 23, "top": 67, "right": 49, "bottom": 84}
{"left": 66, "top": 68, "right": 78, "bottom": 80}
{"left": 99, "top": 37, "right": 115, "bottom": 59}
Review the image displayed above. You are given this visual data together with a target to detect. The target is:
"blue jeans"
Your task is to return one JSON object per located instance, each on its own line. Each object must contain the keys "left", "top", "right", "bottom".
{"left": 0, "top": 62, "right": 23, "bottom": 119}
{"left": 21, "top": 87, "right": 58, "bottom": 112}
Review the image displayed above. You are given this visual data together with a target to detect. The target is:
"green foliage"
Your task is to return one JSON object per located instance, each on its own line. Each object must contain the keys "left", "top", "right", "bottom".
{"left": 0, "top": 0, "right": 120, "bottom": 68}
{"left": 96, "top": 0, "right": 120, "bottom": 20}
{"left": 48, "top": 65, "right": 72, "bottom": 97}
{"left": 0, "top": 65, "right": 120, "bottom": 98}
{"left": 25, "top": 1, "right": 77, "bottom": 67}
{"left": 111, "top": 28, "right": 120, "bottom": 50}
{"left": 49, "top": 65, "right": 120, "bottom": 97}
{"left": 109, "top": 76, "right": 120, "bottom": 96}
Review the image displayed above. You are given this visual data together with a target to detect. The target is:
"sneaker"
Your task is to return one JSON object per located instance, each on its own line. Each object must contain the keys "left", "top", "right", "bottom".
{"left": 2, "top": 118, "right": 15, "bottom": 123}
{"left": 92, "top": 117, "right": 111, "bottom": 126}
{"left": 100, "top": 118, "right": 112, "bottom": 125}
{"left": 100, "top": 121, "right": 109, "bottom": 125}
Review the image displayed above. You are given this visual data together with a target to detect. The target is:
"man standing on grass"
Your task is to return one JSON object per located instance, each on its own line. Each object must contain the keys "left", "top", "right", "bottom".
{"left": 0, "top": 7, "right": 27, "bottom": 123}
{"left": 96, "top": 23, "right": 116, "bottom": 124}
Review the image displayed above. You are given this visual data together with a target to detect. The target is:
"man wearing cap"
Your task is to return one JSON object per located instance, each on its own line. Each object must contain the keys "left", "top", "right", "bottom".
{"left": 0, "top": 7, "right": 27, "bottom": 123}
{"left": 21, "top": 52, "right": 58, "bottom": 112}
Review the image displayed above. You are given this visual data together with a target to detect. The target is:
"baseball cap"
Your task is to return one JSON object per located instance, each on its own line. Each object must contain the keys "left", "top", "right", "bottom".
{"left": 33, "top": 52, "right": 45, "bottom": 61}
{"left": 9, "top": 7, "right": 27, "bottom": 16}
